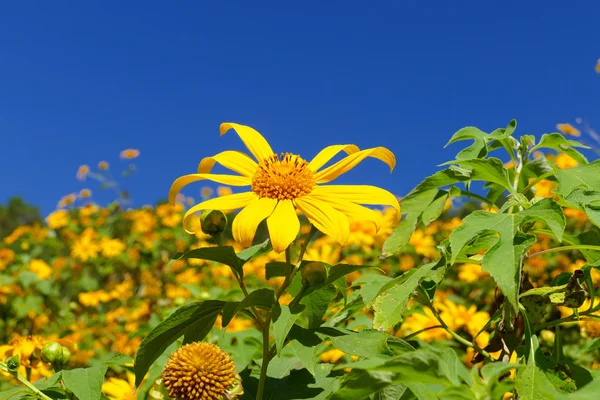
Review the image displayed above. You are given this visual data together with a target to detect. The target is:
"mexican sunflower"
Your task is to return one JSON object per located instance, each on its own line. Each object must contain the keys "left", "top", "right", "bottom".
{"left": 169, "top": 123, "right": 400, "bottom": 253}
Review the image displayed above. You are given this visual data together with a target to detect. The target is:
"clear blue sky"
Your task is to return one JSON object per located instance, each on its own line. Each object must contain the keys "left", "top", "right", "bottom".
{"left": 1, "top": 1, "right": 599, "bottom": 216}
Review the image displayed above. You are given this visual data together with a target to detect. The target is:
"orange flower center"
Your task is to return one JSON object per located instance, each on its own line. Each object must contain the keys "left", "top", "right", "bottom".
{"left": 251, "top": 153, "right": 315, "bottom": 200}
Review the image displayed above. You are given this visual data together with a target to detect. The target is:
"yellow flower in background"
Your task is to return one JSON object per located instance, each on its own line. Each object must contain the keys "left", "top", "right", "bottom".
{"left": 71, "top": 228, "right": 100, "bottom": 261}
{"left": 99, "top": 237, "right": 126, "bottom": 258}
{"left": 170, "top": 123, "right": 400, "bottom": 253}
{"left": 0, "top": 248, "right": 15, "bottom": 271}
{"left": 556, "top": 123, "right": 580, "bottom": 137}
{"left": 554, "top": 153, "right": 578, "bottom": 170}
{"left": 458, "top": 263, "right": 488, "bottom": 283}
{"left": 531, "top": 179, "right": 555, "bottom": 198}
{"left": 400, "top": 307, "right": 450, "bottom": 342}
{"left": 58, "top": 193, "right": 78, "bottom": 208}
{"left": 320, "top": 348, "right": 346, "bottom": 363}
{"left": 120, "top": 148, "right": 140, "bottom": 159}
{"left": 46, "top": 210, "right": 70, "bottom": 229}
{"left": 409, "top": 229, "right": 438, "bottom": 259}
{"left": 596, "top": 59, "right": 600, "bottom": 73}
{"left": 76, "top": 165, "right": 90, "bottom": 180}
{"left": 29, "top": 259, "right": 52, "bottom": 279}
{"left": 98, "top": 160, "right": 110, "bottom": 170}
{"left": 304, "top": 237, "right": 341, "bottom": 265}
{"left": 102, "top": 372, "right": 136, "bottom": 400}
{"left": 217, "top": 186, "right": 233, "bottom": 197}
{"left": 0, "top": 334, "right": 52, "bottom": 381}
{"left": 79, "top": 188, "right": 92, "bottom": 199}
{"left": 78, "top": 290, "right": 111, "bottom": 307}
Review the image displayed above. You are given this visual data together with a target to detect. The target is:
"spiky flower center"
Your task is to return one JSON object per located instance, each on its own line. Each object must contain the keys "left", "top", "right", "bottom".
{"left": 161, "top": 342, "right": 236, "bottom": 400}
{"left": 252, "top": 153, "right": 315, "bottom": 200}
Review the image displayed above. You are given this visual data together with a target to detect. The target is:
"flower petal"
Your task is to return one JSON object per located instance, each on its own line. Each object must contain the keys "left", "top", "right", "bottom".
{"left": 311, "top": 185, "right": 400, "bottom": 220}
{"left": 220, "top": 123, "right": 274, "bottom": 162}
{"left": 169, "top": 173, "right": 251, "bottom": 204}
{"left": 308, "top": 144, "right": 360, "bottom": 172}
{"left": 305, "top": 193, "right": 383, "bottom": 230}
{"left": 197, "top": 150, "right": 257, "bottom": 177}
{"left": 314, "top": 147, "right": 396, "bottom": 184}
{"left": 232, "top": 197, "right": 277, "bottom": 247}
{"left": 267, "top": 200, "right": 300, "bottom": 253}
{"left": 294, "top": 197, "right": 349, "bottom": 245}
{"left": 182, "top": 192, "right": 257, "bottom": 233}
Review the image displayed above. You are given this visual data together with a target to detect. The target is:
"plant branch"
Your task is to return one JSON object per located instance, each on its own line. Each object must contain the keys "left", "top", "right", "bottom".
{"left": 256, "top": 312, "right": 272, "bottom": 400}
{"left": 526, "top": 245, "right": 600, "bottom": 259}
{"left": 0, "top": 362, "right": 53, "bottom": 400}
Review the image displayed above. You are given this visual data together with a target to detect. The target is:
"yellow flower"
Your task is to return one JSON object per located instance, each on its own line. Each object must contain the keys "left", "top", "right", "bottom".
{"left": 458, "top": 263, "right": 488, "bottom": 283}
{"left": 79, "top": 188, "right": 92, "bottom": 198}
{"left": 162, "top": 342, "right": 237, "bottom": 400}
{"left": 0, "top": 248, "right": 15, "bottom": 271}
{"left": 409, "top": 229, "right": 438, "bottom": 259}
{"left": 556, "top": 123, "right": 580, "bottom": 137}
{"left": 120, "top": 149, "right": 140, "bottom": 159}
{"left": 78, "top": 290, "right": 112, "bottom": 307}
{"left": 3, "top": 226, "right": 30, "bottom": 244}
{"left": 46, "top": 210, "right": 70, "bottom": 229}
{"left": 99, "top": 237, "right": 126, "bottom": 257}
{"left": 98, "top": 160, "right": 110, "bottom": 170}
{"left": 554, "top": 153, "right": 578, "bottom": 170}
{"left": 102, "top": 372, "right": 136, "bottom": 400}
{"left": 596, "top": 59, "right": 600, "bottom": 73}
{"left": 169, "top": 123, "right": 400, "bottom": 253}
{"left": 217, "top": 186, "right": 233, "bottom": 197}
{"left": 57, "top": 193, "right": 77, "bottom": 208}
{"left": 304, "top": 237, "right": 341, "bottom": 265}
{"left": 400, "top": 307, "right": 450, "bottom": 342}
{"left": 0, "top": 334, "right": 53, "bottom": 382}
{"left": 29, "top": 259, "right": 52, "bottom": 279}
{"left": 531, "top": 179, "right": 555, "bottom": 198}
{"left": 71, "top": 229, "right": 100, "bottom": 261}
{"left": 76, "top": 165, "right": 90, "bottom": 180}
{"left": 320, "top": 348, "right": 346, "bottom": 363}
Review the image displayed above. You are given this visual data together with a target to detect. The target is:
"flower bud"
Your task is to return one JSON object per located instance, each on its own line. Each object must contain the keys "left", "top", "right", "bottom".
{"left": 201, "top": 210, "right": 228, "bottom": 235}
{"left": 5, "top": 355, "right": 19, "bottom": 372}
{"left": 301, "top": 262, "right": 328, "bottom": 287}
{"left": 61, "top": 347, "right": 72, "bottom": 365}
{"left": 41, "top": 342, "right": 63, "bottom": 364}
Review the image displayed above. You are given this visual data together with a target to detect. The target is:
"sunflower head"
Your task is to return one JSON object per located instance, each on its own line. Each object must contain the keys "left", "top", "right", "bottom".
{"left": 161, "top": 342, "right": 237, "bottom": 400}
{"left": 252, "top": 152, "right": 315, "bottom": 200}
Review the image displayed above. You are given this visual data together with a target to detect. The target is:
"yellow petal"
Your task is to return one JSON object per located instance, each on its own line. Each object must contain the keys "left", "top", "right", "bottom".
{"left": 182, "top": 192, "right": 257, "bottom": 233}
{"left": 197, "top": 150, "right": 257, "bottom": 177}
{"left": 308, "top": 144, "right": 360, "bottom": 172}
{"left": 232, "top": 197, "right": 277, "bottom": 247}
{"left": 220, "top": 123, "right": 274, "bottom": 162}
{"left": 314, "top": 147, "right": 396, "bottom": 184}
{"left": 169, "top": 173, "right": 251, "bottom": 204}
{"left": 305, "top": 193, "right": 383, "bottom": 230}
{"left": 311, "top": 185, "right": 400, "bottom": 220}
{"left": 294, "top": 197, "right": 349, "bottom": 245}
{"left": 267, "top": 200, "right": 300, "bottom": 253}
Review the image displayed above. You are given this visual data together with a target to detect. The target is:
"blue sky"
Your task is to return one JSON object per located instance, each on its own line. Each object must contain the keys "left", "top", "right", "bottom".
{"left": 1, "top": 1, "right": 599, "bottom": 216}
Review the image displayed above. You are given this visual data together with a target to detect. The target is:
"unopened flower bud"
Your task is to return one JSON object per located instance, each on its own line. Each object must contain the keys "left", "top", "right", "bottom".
{"left": 41, "top": 342, "right": 63, "bottom": 364}
{"left": 61, "top": 347, "right": 71, "bottom": 365}
{"left": 301, "top": 262, "right": 328, "bottom": 287}
{"left": 6, "top": 355, "right": 19, "bottom": 372}
{"left": 201, "top": 210, "right": 228, "bottom": 235}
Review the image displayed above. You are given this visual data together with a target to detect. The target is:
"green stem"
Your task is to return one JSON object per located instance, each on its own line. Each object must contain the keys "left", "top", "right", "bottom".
{"left": 401, "top": 325, "right": 444, "bottom": 341}
{"left": 0, "top": 362, "right": 53, "bottom": 400}
{"left": 428, "top": 305, "right": 494, "bottom": 361}
{"left": 256, "top": 312, "right": 272, "bottom": 400}
{"left": 520, "top": 171, "right": 556, "bottom": 194}
{"left": 526, "top": 245, "right": 600, "bottom": 259}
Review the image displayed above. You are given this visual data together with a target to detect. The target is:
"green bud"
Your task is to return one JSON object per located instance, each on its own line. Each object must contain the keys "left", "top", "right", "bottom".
{"left": 301, "top": 262, "right": 327, "bottom": 287}
{"left": 41, "top": 342, "right": 63, "bottom": 364}
{"left": 201, "top": 210, "right": 228, "bottom": 235}
{"left": 5, "top": 355, "right": 20, "bottom": 372}
{"left": 61, "top": 347, "right": 72, "bottom": 365}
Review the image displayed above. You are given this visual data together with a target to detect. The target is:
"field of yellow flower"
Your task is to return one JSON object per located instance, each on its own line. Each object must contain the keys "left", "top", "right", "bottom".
{"left": 2, "top": 120, "right": 600, "bottom": 399}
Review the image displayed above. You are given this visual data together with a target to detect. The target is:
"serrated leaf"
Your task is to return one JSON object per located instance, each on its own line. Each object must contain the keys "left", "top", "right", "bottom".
{"left": 330, "top": 330, "right": 393, "bottom": 359}
{"left": 372, "top": 259, "right": 446, "bottom": 331}
{"left": 272, "top": 304, "right": 302, "bottom": 356}
{"left": 134, "top": 300, "right": 226, "bottom": 386}
{"left": 327, "top": 370, "right": 395, "bottom": 400}
{"left": 354, "top": 275, "right": 393, "bottom": 306}
{"left": 221, "top": 288, "right": 275, "bottom": 327}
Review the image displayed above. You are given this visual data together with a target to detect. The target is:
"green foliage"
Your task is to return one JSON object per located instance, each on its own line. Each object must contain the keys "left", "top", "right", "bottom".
{"left": 0, "top": 197, "right": 42, "bottom": 239}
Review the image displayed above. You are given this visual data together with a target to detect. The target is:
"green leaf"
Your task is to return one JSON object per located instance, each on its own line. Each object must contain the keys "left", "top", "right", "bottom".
{"left": 266, "top": 262, "right": 289, "bottom": 280}
{"left": 556, "top": 188, "right": 600, "bottom": 229}
{"left": 354, "top": 275, "right": 393, "bottom": 306}
{"left": 556, "top": 160, "right": 600, "bottom": 196}
{"left": 516, "top": 351, "right": 559, "bottom": 399}
{"left": 103, "top": 354, "right": 133, "bottom": 366}
{"left": 169, "top": 246, "right": 243, "bottom": 276}
{"left": 221, "top": 288, "right": 275, "bottom": 327}
{"left": 449, "top": 158, "right": 513, "bottom": 192}
{"left": 330, "top": 330, "right": 393, "bottom": 359}
{"left": 535, "top": 133, "right": 589, "bottom": 165}
{"left": 236, "top": 238, "right": 272, "bottom": 263}
{"left": 134, "top": 300, "right": 226, "bottom": 386}
{"left": 450, "top": 200, "right": 565, "bottom": 311}
{"left": 320, "top": 264, "right": 379, "bottom": 289}
{"left": 327, "top": 370, "right": 395, "bottom": 400}
{"left": 555, "top": 377, "right": 600, "bottom": 399}
{"left": 272, "top": 304, "right": 302, "bottom": 356}
{"left": 302, "top": 284, "right": 337, "bottom": 328}
{"left": 62, "top": 366, "right": 108, "bottom": 400}
{"left": 372, "top": 259, "right": 446, "bottom": 331}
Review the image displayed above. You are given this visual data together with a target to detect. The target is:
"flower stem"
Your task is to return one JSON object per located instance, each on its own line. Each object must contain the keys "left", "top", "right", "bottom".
{"left": 526, "top": 245, "right": 600, "bottom": 259}
{"left": 401, "top": 325, "right": 444, "bottom": 340}
{"left": 256, "top": 312, "right": 272, "bottom": 400}
{"left": 0, "top": 362, "right": 53, "bottom": 400}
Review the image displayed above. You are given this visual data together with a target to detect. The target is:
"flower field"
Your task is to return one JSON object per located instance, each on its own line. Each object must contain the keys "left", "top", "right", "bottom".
{"left": 1, "top": 120, "right": 600, "bottom": 400}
